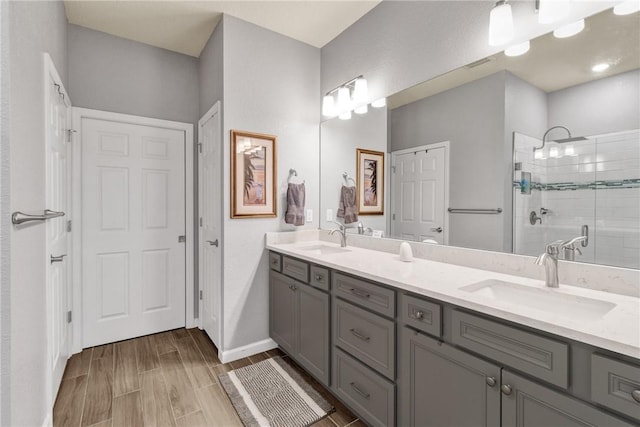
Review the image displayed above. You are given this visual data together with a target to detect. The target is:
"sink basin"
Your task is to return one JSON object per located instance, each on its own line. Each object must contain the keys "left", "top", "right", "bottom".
{"left": 460, "top": 279, "right": 616, "bottom": 321}
{"left": 298, "top": 244, "right": 351, "bottom": 255}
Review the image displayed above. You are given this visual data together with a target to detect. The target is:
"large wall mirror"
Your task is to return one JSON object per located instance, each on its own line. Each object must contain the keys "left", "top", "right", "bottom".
{"left": 320, "top": 6, "right": 640, "bottom": 269}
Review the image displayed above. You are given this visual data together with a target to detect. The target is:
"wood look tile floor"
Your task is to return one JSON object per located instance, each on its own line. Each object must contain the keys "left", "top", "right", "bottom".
{"left": 54, "top": 328, "right": 363, "bottom": 427}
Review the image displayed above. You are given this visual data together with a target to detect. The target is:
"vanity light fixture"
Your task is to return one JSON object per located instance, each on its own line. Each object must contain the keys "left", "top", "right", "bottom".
{"left": 339, "top": 110, "right": 352, "bottom": 120}
{"left": 537, "top": 0, "right": 571, "bottom": 24}
{"left": 592, "top": 62, "right": 610, "bottom": 72}
{"left": 553, "top": 19, "right": 585, "bottom": 38}
{"left": 614, "top": 0, "right": 640, "bottom": 15}
{"left": 371, "top": 98, "right": 386, "bottom": 108}
{"left": 489, "top": 0, "right": 515, "bottom": 46}
{"left": 322, "top": 75, "right": 368, "bottom": 119}
{"left": 353, "top": 78, "right": 368, "bottom": 104}
{"left": 336, "top": 87, "right": 352, "bottom": 114}
{"left": 505, "top": 40, "right": 530, "bottom": 57}
{"left": 322, "top": 95, "right": 335, "bottom": 117}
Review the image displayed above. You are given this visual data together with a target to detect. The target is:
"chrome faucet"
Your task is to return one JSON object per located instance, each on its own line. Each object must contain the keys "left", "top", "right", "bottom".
{"left": 329, "top": 221, "right": 348, "bottom": 248}
{"left": 535, "top": 240, "right": 564, "bottom": 288}
{"left": 561, "top": 236, "right": 587, "bottom": 261}
{"left": 357, "top": 222, "right": 373, "bottom": 235}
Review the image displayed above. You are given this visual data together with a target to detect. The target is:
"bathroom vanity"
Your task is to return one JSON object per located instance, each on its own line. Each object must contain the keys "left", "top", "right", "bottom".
{"left": 267, "top": 236, "right": 640, "bottom": 427}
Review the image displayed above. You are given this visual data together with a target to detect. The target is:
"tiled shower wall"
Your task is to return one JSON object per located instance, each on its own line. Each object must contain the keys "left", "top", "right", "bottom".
{"left": 513, "top": 129, "right": 640, "bottom": 269}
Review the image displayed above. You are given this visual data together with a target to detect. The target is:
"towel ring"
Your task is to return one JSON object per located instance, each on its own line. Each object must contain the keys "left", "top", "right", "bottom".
{"left": 288, "top": 169, "right": 304, "bottom": 184}
{"left": 342, "top": 172, "right": 356, "bottom": 186}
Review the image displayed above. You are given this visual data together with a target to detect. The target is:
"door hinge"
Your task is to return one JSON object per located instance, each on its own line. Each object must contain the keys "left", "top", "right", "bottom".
{"left": 392, "top": 213, "right": 396, "bottom": 220}
{"left": 199, "top": 217, "right": 203, "bottom": 227}
{"left": 66, "top": 129, "right": 77, "bottom": 143}
{"left": 198, "top": 142, "right": 203, "bottom": 153}
{"left": 199, "top": 290, "right": 203, "bottom": 300}
{"left": 66, "top": 220, "right": 72, "bottom": 232}
{"left": 67, "top": 311, "right": 72, "bottom": 323}
{"left": 178, "top": 235, "right": 186, "bottom": 243}
{"left": 392, "top": 166, "right": 396, "bottom": 173}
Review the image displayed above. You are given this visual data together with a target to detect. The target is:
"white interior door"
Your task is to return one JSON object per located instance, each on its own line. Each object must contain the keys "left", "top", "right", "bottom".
{"left": 81, "top": 116, "right": 186, "bottom": 347}
{"left": 45, "top": 55, "right": 71, "bottom": 401}
{"left": 391, "top": 144, "right": 448, "bottom": 243}
{"left": 198, "top": 102, "right": 222, "bottom": 347}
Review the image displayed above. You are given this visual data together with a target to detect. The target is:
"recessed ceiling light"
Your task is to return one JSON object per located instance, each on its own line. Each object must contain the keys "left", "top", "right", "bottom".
{"left": 505, "top": 41, "right": 530, "bottom": 57}
{"left": 592, "top": 63, "right": 610, "bottom": 72}
{"left": 614, "top": 0, "right": 640, "bottom": 15}
{"left": 553, "top": 19, "right": 585, "bottom": 38}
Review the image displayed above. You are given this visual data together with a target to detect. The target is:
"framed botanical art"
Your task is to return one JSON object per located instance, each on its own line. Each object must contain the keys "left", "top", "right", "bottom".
{"left": 231, "top": 130, "right": 277, "bottom": 218}
{"left": 356, "top": 148, "right": 384, "bottom": 215}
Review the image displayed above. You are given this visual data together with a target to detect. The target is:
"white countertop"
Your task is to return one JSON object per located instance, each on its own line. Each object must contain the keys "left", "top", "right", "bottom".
{"left": 266, "top": 239, "right": 640, "bottom": 359}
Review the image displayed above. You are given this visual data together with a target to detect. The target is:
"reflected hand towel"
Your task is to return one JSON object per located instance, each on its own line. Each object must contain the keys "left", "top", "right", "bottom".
{"left": 336, "top": 185, "right": 358, "bottom": 224}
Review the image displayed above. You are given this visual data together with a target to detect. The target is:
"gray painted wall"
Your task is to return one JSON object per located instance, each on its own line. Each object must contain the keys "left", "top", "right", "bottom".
{"left": 548, "top": 69, "right": 640, "bottom": 137}
{"left": 8, "top": 1, "right": 68, "bottom": 425}
{"left": 67, "top": 24, "right": 199, "bottom": 125}
{"left": 390, "top": 72, "right": 506, "bottom": 251}
{"left": 199, "top": 19, "right": 224, "bottom": 117}
{"left": 221, "top": 15, "right": 320, "bottom": 352}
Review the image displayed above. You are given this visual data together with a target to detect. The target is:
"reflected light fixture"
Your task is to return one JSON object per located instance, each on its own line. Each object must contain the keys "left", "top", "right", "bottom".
{"left": 489, "top": 0, "right": 515, "bottom": 46}
{"left": 339, "top": 111, "right": 352, "bottom": 120}
{"left": 336, "top": 87, "right": 351, "bottom": 113}
{"left": 371, "top": 98, "right": 386, "bottom": 108}
{"left": 592, "top": 63, "right": 610, "bottom": 72}
{"left": 505, "top": 40, "right": 530, "bottom": 57}
{"left": 353, "top": 78, "right": 368, "bottom": 104}
{"left": 322, "top": 75, "right": 368, "bottom": 119}
{"left": 553, "top": 19, "right": 585, "bottom": 38}
{"left": 614, "top": 0, "right": 640, "bottom": 15}
{"left": 354, "top": 104, "right": 368, "bottom": 114}
{"left": 538, "top": 0, "right": 570, "bottom": 24}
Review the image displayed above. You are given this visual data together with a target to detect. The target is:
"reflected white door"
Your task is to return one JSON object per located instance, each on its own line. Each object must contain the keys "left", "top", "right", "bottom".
{"left": 391, "top": 144, "right": 448, "bottom": 243}
{"left": 81, "top": 117, "right": 186, "bottom": 347}
{"left": 198, "top": 102, "right": 222, "bottom": 347}
{"left": 45, "top": 55, "right": 71, "bottom": 400}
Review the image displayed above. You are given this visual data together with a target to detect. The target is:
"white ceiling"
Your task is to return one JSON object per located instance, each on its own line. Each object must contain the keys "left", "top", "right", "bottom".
{"left": 63, "top": 0, "right": 382, "bottom": 57}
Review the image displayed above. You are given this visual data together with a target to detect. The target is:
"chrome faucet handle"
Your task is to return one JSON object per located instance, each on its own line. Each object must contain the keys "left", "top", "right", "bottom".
{"left": 545, "top": 240, "right": 565, "bottom": 256}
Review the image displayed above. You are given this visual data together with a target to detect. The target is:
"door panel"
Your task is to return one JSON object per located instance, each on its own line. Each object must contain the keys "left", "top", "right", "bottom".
{"left": 82, "top": 117, "right": 186, "bottom": 347}
{"left": 296, "top": 284, "right": 330, "bottom": 385}
{"left": 269, "top": 271, "right": 296, "bottom": 355}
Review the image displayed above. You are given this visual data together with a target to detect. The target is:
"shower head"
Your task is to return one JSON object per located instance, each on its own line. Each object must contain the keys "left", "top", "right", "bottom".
{"left": 552, "top": 135, "right": 588, "bottom": 144}
{"left": 533, "top": 126, "right": 587, "bottom": 152}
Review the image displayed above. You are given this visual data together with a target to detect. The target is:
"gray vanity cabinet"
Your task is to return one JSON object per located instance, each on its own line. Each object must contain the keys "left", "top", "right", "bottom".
{"left": 399, "top": 327, "right": 501, "bottom": 427}
{"left": 501, "top": 370, "right": 635, "bottom": 427}
{"left": 268, "top": 270, "right": 330, "bottom": 385}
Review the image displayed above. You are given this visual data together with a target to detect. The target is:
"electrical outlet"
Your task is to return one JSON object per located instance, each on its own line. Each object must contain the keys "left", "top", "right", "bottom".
{"left": 306, "top": 209, "right": 313, "bottom": 222}
{"left": 326, "top": 209, "right": 333, "bottom": 222}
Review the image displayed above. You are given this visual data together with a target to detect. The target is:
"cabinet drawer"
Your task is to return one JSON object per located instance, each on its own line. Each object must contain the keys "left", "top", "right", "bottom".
{"left": 333, "top": 298, "right": 395, "bottom": 380}
{"left": 400, "top": 293, "right": 441, "bottom": 337}
{"left": 333, "top": 348, "right": 395, "bottom": 427}
{"left": 269, "top": 252, "right": 281, "bottom": 272}
{"left": 310, "top": 265, "right": 330, "bottom": 291}
{"left": 282, "top": 256, "right": 309, "bottom": 283}
{"left": 591, "top": 353, "right": 640, "bottom": 421}
{"left": 451, "top": 310, "right": 569, "bottom": 389}
{"left": 333, "top": 272, "right": 395, "bottom": 318}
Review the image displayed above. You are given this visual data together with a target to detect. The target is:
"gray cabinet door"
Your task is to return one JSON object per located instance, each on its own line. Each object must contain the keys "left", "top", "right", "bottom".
{"left": 296, "top": 283, "right": 330, "bottom": 386}
{"left": 502, "top": 370, "right": 635, "bottom": 427}
{"left": 269, "top": 271, "right": 296, "bottom": 355}
{"left": 398, "top": 327, "right": 501, "bottom": 427}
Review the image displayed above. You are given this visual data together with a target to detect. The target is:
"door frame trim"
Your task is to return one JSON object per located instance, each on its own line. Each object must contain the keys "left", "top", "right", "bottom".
{"left": 71, "top": 107, "right": 195, "bottom": 353}
{"left": 390, "top": 141, "right": 450, "bottom": 245}
{"left": 197, "top": 101, "right": 223, "bottom": 350}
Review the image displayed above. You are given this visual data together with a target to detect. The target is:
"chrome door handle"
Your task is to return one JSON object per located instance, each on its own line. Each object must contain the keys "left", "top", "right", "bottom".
{"left": 430, "top": 227, "right": 443, "bottom": 233}
{"left": 50, "top": 254, "right": 67, "bottom": 264}
{"left": 486, "top": 376, "right": 496, "bottom": 387}
{"left": 207, "top": 239, "right": 219, "bottom": 247}
{"left": 413, "top": 310, "right": 424, "bottom": 320}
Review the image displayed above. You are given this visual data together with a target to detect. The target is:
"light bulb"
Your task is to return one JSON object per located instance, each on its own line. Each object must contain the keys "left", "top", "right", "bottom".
{"left": 354, "top": 104, "right": 368, "bottom": 114}
{"left": 339, "top": 110, "right": 352, "bottom": 120}
{"left": 592, "top": 63, "right": 610, "bottom": 72}
{"left": 336, "top": 87, "right": 351, "bottom": 114}
{"left": 505, "top": 40, "right": 530, "bottom": 57}
{"left": 489, "top": 1, "right": 515, "bottom": 46}
{"left": 371, "top": 98, "right": 386, "bottom": 108}
{"left": 549, "top": 147, "right": 560, "bottom": 158}
{"left": 614, "top": 0, "right": 640, "bottom": 15}
{"left": 538, "top": 0, "right": 570, "bottom": 24}
{"left": 553, "top": 19, "right": 584, "bottom": 38}
{"left": 564, "top": 145, "right": 575, "bottom": 156}
{"left": 322, "top": 95, "right": 335, "bottom": 117}
{"left": 353, "top": 78, "right": 368, "bottom": 104}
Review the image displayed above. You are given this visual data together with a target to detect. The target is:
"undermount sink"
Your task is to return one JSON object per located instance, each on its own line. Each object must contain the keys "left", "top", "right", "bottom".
{"left": 298, "top": 244, "right": 351, "bottom": 255}
{"left": 460, "top": 279, "right": 616, "bottom": 321}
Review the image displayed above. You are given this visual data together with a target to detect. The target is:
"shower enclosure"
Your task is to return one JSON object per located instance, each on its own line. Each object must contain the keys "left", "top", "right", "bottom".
{"left": 513, "top": 129, "right": 640, "bottom": 269}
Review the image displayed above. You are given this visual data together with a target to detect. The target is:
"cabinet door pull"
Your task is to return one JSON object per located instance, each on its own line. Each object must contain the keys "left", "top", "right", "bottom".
{"left": 349, "top": 328, "right": 370, "bottom": 342}
{"left": 632, "top": 390, "right": 640, "bottom": 403}
{"left": 272, "top": 259, "right": 278, "bottom": 265}
{"left": 315, "top": 274, "right": 323, "bottom": 281}
{"left": 501, "top": 384, "right": 512, "bottom": 395}
{"left": 350, "top": 382, "right": 370, "bottom": 399}
{"left": 413, "top": 310, "right": 424, "bottom": 320}
{"left": 486, "top": 376, "right": 496, "bottom": 387}
{"left": 350, "top": 288, "right": 370, "bottom": 299}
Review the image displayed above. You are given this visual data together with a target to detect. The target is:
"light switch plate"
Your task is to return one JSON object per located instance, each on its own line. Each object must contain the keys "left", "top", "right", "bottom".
{"left": 306, "top": 209, "right": 313, "bottom": 222}
{"left": 326, "top": 209, "right": 333, "bottom": 221}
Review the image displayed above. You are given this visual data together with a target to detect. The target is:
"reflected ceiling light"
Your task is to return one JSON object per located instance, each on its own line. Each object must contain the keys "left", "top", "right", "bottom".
{"left": 549, "top": 147, "right": 560, "bottom": 158}
{"left": 564, "top": 145, "right": 575, "bottom": 156}
{"left": 614, "top": 0, "right": 640, "bottom": 15}
{"left": 354, "top": 104, "right": 368, "bottom": 114}
{"left": 538, "top": 0, "right": 570, "bottom": 24}
{"left": 534, "top": 150, "right": 544, "bottom": 160}
{"left": 489, "top": 0, "right": 515, "bottom": 46}
{"left": 371, "top": 98, "right": 386, "bottom": 108}
{"left": 339, "top": 110, "right": 352, "bottom": 120}
{"left": 321, "top": 95, "right": 335, "bottom": 117}
{"left": 505, "top": 40, "right": 530, "bottom": 57}
{"left": 322, "top": 75, "right": 367, "bottom": 118}
{"left": 553, "top": 19, "right": 585, "bottom": 38}
{"left": 592, "top": 63, "right": 610, "bottom": 72}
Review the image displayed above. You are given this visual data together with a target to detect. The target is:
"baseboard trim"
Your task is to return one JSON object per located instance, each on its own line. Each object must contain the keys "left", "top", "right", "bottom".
{"left": 219, "top": 338, "right": 278, "bottom": 364}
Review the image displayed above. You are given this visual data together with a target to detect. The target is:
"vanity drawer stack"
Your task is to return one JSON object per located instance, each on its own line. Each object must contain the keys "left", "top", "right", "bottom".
{"left": 331, "top": 272, "right": 396, "bottom": 427}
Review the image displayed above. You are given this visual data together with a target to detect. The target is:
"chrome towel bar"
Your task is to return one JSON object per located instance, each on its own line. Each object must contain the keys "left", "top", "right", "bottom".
{"left": 448, "top": 208, "right": 502, "bottom": 214}
{"left": 12, "top": 209, "right": 65, "bottom": 225}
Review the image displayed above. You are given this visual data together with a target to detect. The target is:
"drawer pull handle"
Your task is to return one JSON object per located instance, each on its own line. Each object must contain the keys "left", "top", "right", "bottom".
{"left": 350, "top": 382, "right": 370, "bottom": 399}
{"left": 486, "top": 376, "right": 496, "bottom": 387}
{"left": 413, "top": 310, "right": 424, "bottom": 320}
{"left": 632, "top": 390, "right": 640, "bottom": 403}
{"left": 272, "top": 259, "right": 278, "bottom": 265}
{"left": 350, "top": 288, "right": 370, "bottom": 299}
{"left": 315, "top": 274, "right": 323, "bottom": 281}
{"left": 349, "top": 328, "right": 370, "bottom": 342}
{"left": 288, "top": 284, "right": 297, "bottom": 291}
{"left": 501, "top": 384, "right": 512, "bottom": 396}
